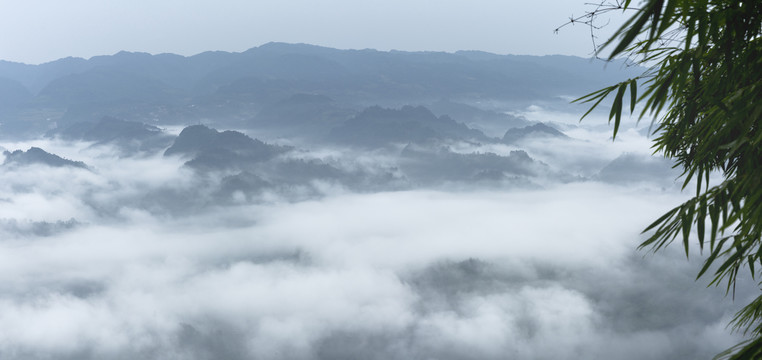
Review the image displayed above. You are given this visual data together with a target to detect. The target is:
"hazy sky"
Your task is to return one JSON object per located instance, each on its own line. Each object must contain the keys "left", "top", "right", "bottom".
{"left": 0, "top": 0, "right": 627, "bottom": 64}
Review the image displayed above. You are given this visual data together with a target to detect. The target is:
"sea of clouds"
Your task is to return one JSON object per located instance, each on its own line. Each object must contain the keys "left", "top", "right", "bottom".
{"left": 0, "top": 107, "right": 752, "bottom": 359}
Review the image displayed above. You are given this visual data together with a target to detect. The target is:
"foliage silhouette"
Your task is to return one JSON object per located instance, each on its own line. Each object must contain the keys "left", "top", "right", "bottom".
{"left": 567, "top": 1, "right": 762, "bottom": 358}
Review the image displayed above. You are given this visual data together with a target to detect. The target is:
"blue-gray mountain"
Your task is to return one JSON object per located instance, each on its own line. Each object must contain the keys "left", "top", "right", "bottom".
{"left": 164, "top": 125, "right": 290, "bottom": 171}
{"left": 0, "top": 43, "right": 640, "bottom": 138}
{"left": 2, "top": 147, "right": 87, "bottom": 169}
{"left": 328, "top": 105, "right": 489, "bottom": 148}
{"left": 49, "top": 116, "right": 174, "bottom": 155}
{"left": 502, "top": 123, "right": 568, "bottom": 144}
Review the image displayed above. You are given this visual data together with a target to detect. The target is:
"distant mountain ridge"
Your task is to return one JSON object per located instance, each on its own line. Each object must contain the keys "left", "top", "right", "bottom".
{"left": 2, "top": 147, "right": 88, "bottom": 168}
{"left": 329, "top": 105, "right": 488, "bottom": 147}
{"left": 502, "top": 123, "right": 567, "bottom": 144}
{"left": 49, "top": 116, "right": 174, "bottom": 155}
{"left": 164, "top": 125, "right": 290, "bottom": 170}
{"left": 251, "top": 93, "right": 354, "bottom": 138}
{"left": 0, "top": 43, "right": 642, "bottom": 138}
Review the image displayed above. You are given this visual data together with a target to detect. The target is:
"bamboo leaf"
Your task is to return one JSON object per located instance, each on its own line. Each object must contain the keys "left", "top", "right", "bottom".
{"left": 607, "top": 0, "right": 660, "bottom": 58}
{"left": 681, "top": 206, "right": 692, "bottom": 257}
{"left": 611, "top": 83, "right": 627, "bottom": 139}
{"left": 642, "top": 206, "right": 680, "bottom": 234}
{"left": 698, "top": 196, "right": 707, "bottom": 250}
{"left": 630, "top": 79, "right": 638, "bottom": 113}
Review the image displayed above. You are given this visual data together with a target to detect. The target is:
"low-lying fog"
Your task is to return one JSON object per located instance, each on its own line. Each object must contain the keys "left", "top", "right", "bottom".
{"left": 0, "top": 104, "right": 749, "bottom": 360}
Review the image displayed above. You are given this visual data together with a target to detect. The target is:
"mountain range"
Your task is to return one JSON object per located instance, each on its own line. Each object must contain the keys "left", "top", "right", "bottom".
{"left": 0, "top": 42, "right": 641, "bottom": 138}
{"left": 0, "top": 43, "right": 662, "bottom": 205}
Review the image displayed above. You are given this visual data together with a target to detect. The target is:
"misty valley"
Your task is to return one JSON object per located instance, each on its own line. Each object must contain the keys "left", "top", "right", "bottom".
{"left": 0, "top": 43, "right": 751, "bottom": 359}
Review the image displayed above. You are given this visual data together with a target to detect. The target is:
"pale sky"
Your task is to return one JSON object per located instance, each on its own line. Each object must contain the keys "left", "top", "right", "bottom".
{"left": 0, "top": 0, "right": 627, "bottom": 64}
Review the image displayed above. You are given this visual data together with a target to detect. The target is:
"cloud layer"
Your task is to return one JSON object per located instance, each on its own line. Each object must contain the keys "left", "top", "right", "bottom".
{"left": 0, "top": 114, "right": 748, "bottom": 359}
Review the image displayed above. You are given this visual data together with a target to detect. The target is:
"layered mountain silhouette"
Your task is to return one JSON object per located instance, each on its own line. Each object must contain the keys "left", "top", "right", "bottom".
{"left": 3, "top": 147, "right": 87, "bottom": 168}
{"left": 399, "top": 144, "right": 541, "bottom": 184}
{"left": 427, "top": 99, "right": 530, "bottom": 135}
{"left": 214, "top": 171, "right": 272, "bottom": 203}
{"left": 597, "top": 153, "right": 679, "bottom": 185}
{"left": 0, "top": 77, "right": 31, "bottom": 112}
{"left": 51, "top": 117, "right": 173, "bottom": 155}
{"left": 164, "top": 125, "right": 289, "bottom": 170}
{"left": 0, "top": 43, "right": 641, "bottom": 139}
{"left": 0, "top": 43, "right": 649, "bottom": 203}
{"left": 329, "top": 105, "right": 488, "bottom": 147}
{"left": 250, "top": 94, "right": 355, "bottom": 138}
{"left": 501, "top": 123, "right": 567, "bottom": 144}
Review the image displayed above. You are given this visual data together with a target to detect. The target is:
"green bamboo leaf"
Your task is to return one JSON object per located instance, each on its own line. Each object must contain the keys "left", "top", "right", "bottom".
{"left": 714, "top": 337, "right": 762, "bottom": 360}
{"left": 611, "top": 83, "right": 627, "bottom": 139}
{"left": 682, "top": 166, "right": 697, "bottom": 190}
{"left": 709, "top": 203, "right": 720, "bottom": 246}
{"left": 648, "top": 0, "right": 664, "bottom": 41}
{"left": 568, "top": 1, "right": 762, "bottom": 357}
{"left": 630, "top": 79, "right": 638, "bottom": 113}
{"left": 697, "top": 197, "right": 707, "bottom": 250}
{"left": 698, "top": 236, "right": 730, "bottom": 279}
{"left": 748, "top": 257, "right": 756, "bottom": 280}
{"left": 642, "top": 206, "right": 681, "bottom": 234}
{"left": 607, "top": 0, "right": 660, "bottom": 58}
{"left": 715, "top": 246, "right": 744, "bottom": 278}
{"left": 681, "top": 206, "right": 692, "bottom": 257}
{"left": 575, "top": 85, "right": 618, "bottom": 120}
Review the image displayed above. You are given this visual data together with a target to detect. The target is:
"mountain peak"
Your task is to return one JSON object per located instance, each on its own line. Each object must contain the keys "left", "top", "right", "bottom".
{"left": 3, "top": 147, "right": 88, "bottom": 168}
{"left": 502, "top": 123, "right": 567, "bottom": 144}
